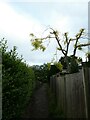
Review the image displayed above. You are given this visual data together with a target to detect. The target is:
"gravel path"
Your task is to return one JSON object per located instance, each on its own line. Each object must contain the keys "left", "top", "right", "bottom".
{"left": 21, "top": 83, "right": 49, "bottom": 119}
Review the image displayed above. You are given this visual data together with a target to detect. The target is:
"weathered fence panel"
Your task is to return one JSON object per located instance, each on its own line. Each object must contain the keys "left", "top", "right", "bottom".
{"left": 56, "top": 75, "right": 66, "bottom": 115}
{"left": 50, "top": 67, "right": 90, "bottom": 118}
{"left": 83, "top": 67, "right": 90, "bottom": 118}
{"left": 65, "top": 70, "right": 86, "bottom": 118}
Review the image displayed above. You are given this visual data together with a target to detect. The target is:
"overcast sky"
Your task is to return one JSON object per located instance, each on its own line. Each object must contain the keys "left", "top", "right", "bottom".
{"left": 0, "top": 0, "right": 89, "bottom": 65}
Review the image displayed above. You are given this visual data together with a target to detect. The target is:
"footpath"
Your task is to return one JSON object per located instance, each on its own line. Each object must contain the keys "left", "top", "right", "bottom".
{"left": 21, "top": 83, "right": 49, "bottom": 119}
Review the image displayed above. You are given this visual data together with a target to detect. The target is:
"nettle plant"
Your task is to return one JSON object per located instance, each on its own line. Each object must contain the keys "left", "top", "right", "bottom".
{"left": 30, "top": 27, "right": 90, "bottom": 73}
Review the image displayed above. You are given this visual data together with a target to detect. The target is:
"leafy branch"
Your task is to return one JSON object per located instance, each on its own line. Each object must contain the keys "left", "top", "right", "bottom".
{"left": 30, "top": 27, "right": 90, "bottom": 72}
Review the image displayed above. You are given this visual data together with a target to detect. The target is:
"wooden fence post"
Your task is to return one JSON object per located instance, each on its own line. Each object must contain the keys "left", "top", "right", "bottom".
{"left": 82, "top": 65, "right": 90, "bottom": 118}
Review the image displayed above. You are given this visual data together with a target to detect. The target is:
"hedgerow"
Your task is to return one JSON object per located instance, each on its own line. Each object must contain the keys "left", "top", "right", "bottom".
{"left": 1, "top": 39, "right": 36, "bottom": 119}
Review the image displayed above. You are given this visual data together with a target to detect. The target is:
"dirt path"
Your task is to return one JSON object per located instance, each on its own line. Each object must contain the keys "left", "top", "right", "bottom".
{"left": 21, "top": 83, "right": 49, "bottom": 119}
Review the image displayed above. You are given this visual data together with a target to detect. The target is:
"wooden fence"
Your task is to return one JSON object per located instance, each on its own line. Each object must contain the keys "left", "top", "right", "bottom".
{"left": 50, "top": 67, "right": 90, "bottom": 118}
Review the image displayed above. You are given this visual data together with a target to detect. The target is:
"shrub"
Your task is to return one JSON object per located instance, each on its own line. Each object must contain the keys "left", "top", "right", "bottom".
{"left": 1, "top": 39, "right": 36, "bottom": 119}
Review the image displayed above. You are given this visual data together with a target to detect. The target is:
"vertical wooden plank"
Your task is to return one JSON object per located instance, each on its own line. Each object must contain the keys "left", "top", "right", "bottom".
{"left": 58, "top": 76, "right": 63, "bottom": 111}
{"left": 50, "top": 67, "right": 89, "bottom": 118}
{"left": 57, "top": 75, "right": 65, "bottom": 115}
{"left": 65, "top": 70, "right": 86, "bottom": 118}
{"left": 58, "top": 76, "right": 62, "bottom": 110}
{"left": 66, "top": 74, "right": 72, "bottom": 118}
{"left": 83, "top": 67, "right": 90, "bottom": 119}
{"left": 70, "top": 73, "right": 76, "bottom": 118}
{"left": 75, "top": 72, "right": 80, "bottom": 118}
{"left": 88, "top": 68, "right": 90, "bottom": 118}
{"left": 53, "top": 75, "right": 55, "bottom": 95}
{"left": 52, "top": 75, "right": 55, "bottom": 93}
{"left": 56, "top": 76, "right": 59, "bottom": 104}
{"left": 54, "top": 75, "right": 57, "bottom": 99}
{"left": 63, "top": 76, "right": 66, "bottom": 117}
{"left": 79, "top": 70, "right": 86, "bottom": 118}
{"left": 61, "top": 76, "right": 66, "bottom": 116}
{"left": 56, "top": 74, "right": 60, "bottom": 105}
{"left": 50, "top": 76, "right": 53, "bottom": 91}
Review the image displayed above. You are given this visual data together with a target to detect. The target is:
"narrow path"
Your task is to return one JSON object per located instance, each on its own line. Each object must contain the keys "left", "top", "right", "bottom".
{"left": 21, "top": 83, "right": 49, "bottom": 119}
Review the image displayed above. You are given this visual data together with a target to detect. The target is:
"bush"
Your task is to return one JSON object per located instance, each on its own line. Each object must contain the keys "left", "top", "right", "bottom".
{"left": 1, "top": 39, "right": 36, "bottom": 119}
{"left": 69, "top": 56, "right": 79, "bottom": 73}
{"left": 59, "top": 56, "right": 81, "bottom": 74}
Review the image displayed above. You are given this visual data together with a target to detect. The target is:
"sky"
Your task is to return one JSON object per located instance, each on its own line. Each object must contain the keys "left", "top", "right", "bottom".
{"left": 0, "top": 0, "right": 89, "bottom": 65}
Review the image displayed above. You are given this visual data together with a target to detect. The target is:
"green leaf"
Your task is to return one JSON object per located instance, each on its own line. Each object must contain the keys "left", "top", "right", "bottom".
{"left": 57, "top": 47, "right": 61, "bottom": 51}
{"left": 30, "top": 33, "right": 34, "bottom": 36}
{"left": 54, "top": 62, "right": 63, "bottom": 71}
{"left": 47, "top": 63, "right": 51, "bottom": 70}
{"left": 40, "top": 45, "right": 46, "bottom": 51}
{"left": 64, "top": 40, "right": 67, "bottom": 45}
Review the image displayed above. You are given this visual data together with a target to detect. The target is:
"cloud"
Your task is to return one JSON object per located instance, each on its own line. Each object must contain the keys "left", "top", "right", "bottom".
{"left": 0, "top": 2, "right": 45, "bottom": 65}
{"left": 49, "top": 11, "right": 71, "bottom": 33}
{"left": 0, "top": 2, "right": 88, "bottom": 65}
{"left": 0, "top": 4, "right": 42, "bottom": 47}
{"left": 0, "top": 2, "right": 44, "bottom": 40}
{"left": 0, "top": 2, "right": 70, "bottom": 64}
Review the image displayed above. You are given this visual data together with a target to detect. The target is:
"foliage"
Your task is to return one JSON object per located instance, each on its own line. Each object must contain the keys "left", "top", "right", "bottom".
{"left": 1, "top": 39, "right": 36, "bottom": 119}
{"left": 30, "top": 28, "right": 87, "bottom": 57}
{"left": 48, "top": 65, "right": 60, "bottom": 82}
{"left": 30, "top": 27, "right": 90, "bottom": 73}
{"left": 30, "top": 35, "right": 46, "bottom": 51}
{"left": 59, "top": 56, "right": 82, "bottom": 73}
{"left": 53, "top": 62, "right": 63, "bottom": 71}
{"left": 47, "top": 63, "right": 51, "bottom": 70}
{"left": 59, "top": 56, "right": 70, "bottom": 69}
{"left": 86, "top": 52, "right": 90, "bottom": 62}
{"left": 32, "top": 64, "right": 49, "bottom": 83}
{"left": 68, "top": 56, "right": 79, "bottom": 73}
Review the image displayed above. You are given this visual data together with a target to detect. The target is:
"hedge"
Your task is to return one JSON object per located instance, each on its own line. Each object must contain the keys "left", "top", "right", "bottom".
{"left": 1, "top": 39, "right": 36, "bottom": 119}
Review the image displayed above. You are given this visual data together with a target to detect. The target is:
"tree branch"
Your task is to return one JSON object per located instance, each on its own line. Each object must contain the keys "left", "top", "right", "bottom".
{"left": 76, "top": 43, "right": 90, "bottom": 48}
{"left": 73, "top": 28, "right": 85, "bottom": 56}
{"left": 49, "top": 27, "right": 66, "bottom": 56}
